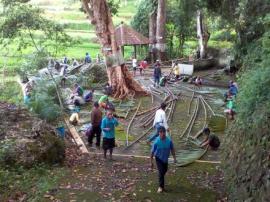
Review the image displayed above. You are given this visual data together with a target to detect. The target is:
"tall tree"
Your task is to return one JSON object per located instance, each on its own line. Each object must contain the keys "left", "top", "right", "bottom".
{"left": 196, "top": 10, "right": 210, "bottom": 59}
{"left": 149, "top": 10, "right": 157, "bottom": 62}
{"left": 0, "top": 0, "right": 72, "bottom": 57}
{"left": 82, "top": 0, "right": 146, "bottom": 99}
{"left": 156, "top": 0, "right": 167, "bottom": 60}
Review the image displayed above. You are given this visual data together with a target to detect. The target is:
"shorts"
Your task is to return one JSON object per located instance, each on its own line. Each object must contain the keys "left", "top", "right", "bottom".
{"left": 102, "top": 137, "right": 115, "bottom": 150}
{"left": 133, "top": 66, "right": 137, "bottom": 71}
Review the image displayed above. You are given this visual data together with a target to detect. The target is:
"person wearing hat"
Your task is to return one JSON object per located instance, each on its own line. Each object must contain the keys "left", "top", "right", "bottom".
{"left": 150, "top": 126, "right": 177, "bottom": 193}
{"left": 98, "top": 94, "right": 109, "bottom": 109}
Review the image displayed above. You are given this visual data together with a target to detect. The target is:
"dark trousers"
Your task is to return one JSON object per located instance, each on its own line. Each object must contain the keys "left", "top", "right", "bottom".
{"left": 155, "top": 157, "right": 168, "bottom": 189}
{"left": 88, "top": 126, "right": 101, "bottom": 147}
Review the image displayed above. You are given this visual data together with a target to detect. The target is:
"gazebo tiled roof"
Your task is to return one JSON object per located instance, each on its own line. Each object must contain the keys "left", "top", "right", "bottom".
{"left": 115, "top": 23, "right": 149, "bottom": 46}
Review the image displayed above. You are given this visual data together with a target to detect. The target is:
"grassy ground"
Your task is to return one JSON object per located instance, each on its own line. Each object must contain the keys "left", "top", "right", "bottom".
{"left": 0, "top": 165, "right": 65, "bottom": 201}
{"left": 0, "top": 75, "right": 23, "bottom": 104}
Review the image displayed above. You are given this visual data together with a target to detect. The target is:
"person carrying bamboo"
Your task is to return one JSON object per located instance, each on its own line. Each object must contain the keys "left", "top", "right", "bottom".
{"left": 150, "top": 126, "right": 177, "bottom": 193}
{"left": 148, "top": 103, "right": 169, "bottom": 143}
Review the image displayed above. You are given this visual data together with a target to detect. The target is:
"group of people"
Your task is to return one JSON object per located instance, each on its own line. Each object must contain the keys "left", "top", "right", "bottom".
{"left": 224, "top": 80, "right": 238, "bottom": 120}
{"left": 147, "top": 101, "right": 220, "bottom": 193}
{"left": 68, "top": 82, "right": 118, "bottom": 159}
{"left": 86, "top": 101, "right": 118, "bottom": 159}
{"left": 132, "top": 57, "right": 148, "bottom": 76}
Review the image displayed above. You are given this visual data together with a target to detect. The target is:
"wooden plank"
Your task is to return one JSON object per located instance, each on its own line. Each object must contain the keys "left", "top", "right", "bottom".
{"left": 65, "top": 119, "right": 89, "bottom": 154}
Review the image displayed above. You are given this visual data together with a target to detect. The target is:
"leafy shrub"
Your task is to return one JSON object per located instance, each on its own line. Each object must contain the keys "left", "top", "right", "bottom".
{"left": 223, "top": 26, "right": 270, "bottom": 201}
{"left": 211, "top": 30, "right": 236, "bottom": 42}
{"left": 28, "top": 81, "right": 61, "bottom": 123}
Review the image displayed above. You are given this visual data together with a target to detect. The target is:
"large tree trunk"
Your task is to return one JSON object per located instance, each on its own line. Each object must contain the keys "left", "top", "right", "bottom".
{"left": 82, "top": 0, "right": 147, "bottom": 99}
{"left": 149, "top": 10, "right": 157, "bottom": 63}
{"left": 156, "top": 0, "right": 166, "bottom": 61}
{"left": 196, "top": 10, "right": 210, "bottom": 59}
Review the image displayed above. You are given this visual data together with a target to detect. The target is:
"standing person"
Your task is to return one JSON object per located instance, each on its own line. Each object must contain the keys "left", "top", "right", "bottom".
{"left": 132, "top": 57, "right": 137, "bottom": 76}
{"left": 150, "top": 126, "right": 177, "bottom": 193}
{"left": 88, "top": 101, "right": 103, "bottom": 148}
{"left": 139, "top": 60, "right": 147, "bottom": 76}
{"left": 60, "top": 65, "right": 68, "bottom": 87}
{"left": 153, "top": 60, "right": 162, "bottom": 87}
{"left": 148, "top": 103, "right": 169, "bottom": 143}
{"left": 101, "top": 110, "right": 119, "bottom": 159}
{"left": 72, "top": 58, "right": 79, "bottom": 66}
{"left": 85, "top": 52, "right": 92, "bottom": 63}
{"left": 172, "top": 62, "right": 180, "bottom": 79}
{"left": 63, "top": 56, "right": 68, "bottom": 64}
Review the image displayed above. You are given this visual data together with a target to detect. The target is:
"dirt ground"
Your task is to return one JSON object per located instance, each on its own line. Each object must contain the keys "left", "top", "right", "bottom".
{"left": 43, "top": 67, "right": 232, "bottom": 202}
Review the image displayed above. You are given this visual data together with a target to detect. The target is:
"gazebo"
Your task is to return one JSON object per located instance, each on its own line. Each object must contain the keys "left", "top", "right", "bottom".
{"left": 115, "top": 22, "right": 149, "bottom": 58}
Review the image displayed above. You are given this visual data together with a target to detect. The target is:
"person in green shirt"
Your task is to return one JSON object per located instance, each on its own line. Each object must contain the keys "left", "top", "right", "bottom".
{"left": 224, "top": 98, "right": 236, "bottom": 120}
{"left": 98, "top": 95, "right": 108, "bottom": 109}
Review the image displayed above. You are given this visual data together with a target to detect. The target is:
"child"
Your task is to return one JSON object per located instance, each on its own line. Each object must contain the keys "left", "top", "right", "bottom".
{"left": 101, "top": 110, "right": 119, "bottom": 159}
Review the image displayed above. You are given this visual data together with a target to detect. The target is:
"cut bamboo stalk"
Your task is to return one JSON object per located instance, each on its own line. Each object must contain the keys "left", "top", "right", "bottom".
{"left": 126, "top": 100, "right": 141, "bottom": 146}
{"left": 180, "top": 98, "right": 199, "bottom": 138}
{"left": 186, "top": 97, "right": 200, "bottom": 139}
{"left": 65, "top": 118, "right": 89, "bottom": 154}
{"left": 123, "top": 127, "right": 153, "bottom": 151}
{"left": 188, "top": 92, "right": 195, "bottom": 115}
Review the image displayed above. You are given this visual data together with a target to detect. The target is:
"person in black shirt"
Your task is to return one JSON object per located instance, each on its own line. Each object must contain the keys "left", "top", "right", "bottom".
{"left": 200, "top": 127, "right": 220, "bottom": 150}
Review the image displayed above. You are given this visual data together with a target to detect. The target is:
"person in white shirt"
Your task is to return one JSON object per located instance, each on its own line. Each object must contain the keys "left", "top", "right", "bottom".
{"left": 132, "top": 57, "right": 137, "bottom": 76}
{"left": 148, "top": 103, "right": 169, "bottom": 143}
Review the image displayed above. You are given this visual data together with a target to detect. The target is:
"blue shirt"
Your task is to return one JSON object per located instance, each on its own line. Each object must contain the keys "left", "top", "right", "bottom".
{"left": 85, "top": 55, "right": 91, "bottom": 63}
{"left": 101, "top": 117, "right": 119, "bottom": 139}
{"left": 229, "top": 85, "right": 238, "bottom": 96}
{"left": 151, "top": 136, "right": 174, "bottom": 163}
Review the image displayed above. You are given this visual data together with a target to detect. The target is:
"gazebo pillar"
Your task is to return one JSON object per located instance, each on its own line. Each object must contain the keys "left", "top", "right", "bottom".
{"left": 133, "top": 45, "right": 137, "bottom": 58}
{"left": 121, "top": 46, "right": 125, "bottom": 57}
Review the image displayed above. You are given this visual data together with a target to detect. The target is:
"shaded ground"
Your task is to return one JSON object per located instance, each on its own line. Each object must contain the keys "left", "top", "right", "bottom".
{"left": 47, "top": 67, "right": 232, "bottom": 201}
{"left": 43, "top": 152, "right": 226, "bottom": 202}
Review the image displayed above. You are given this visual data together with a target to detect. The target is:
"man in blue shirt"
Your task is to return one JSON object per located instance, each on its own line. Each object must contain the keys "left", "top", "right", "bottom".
{"left": 101, "top": 110, "right": 119, "bottom": 159}
{"left": 85, "top": 52, "right": 92, "bottom": 63}
{"left": 150, "top": 126, "right": 177, "bottom": 193}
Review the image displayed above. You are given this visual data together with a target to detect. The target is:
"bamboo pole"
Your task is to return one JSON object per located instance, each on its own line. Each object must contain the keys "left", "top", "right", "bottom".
{"left": 180, "top": 98, "right": 199, "bottom": 138}
{"left": 188, "top": 92, "right": 195, "bottom": 115}
{"left": 126, "top": 100, "right": 141, "bottom": 146}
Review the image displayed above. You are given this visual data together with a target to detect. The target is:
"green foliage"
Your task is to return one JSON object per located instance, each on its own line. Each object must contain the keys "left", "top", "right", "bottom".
{"left": 0, "top": 164, "right": 65, "bottom": 201}
{"left": 130, "top": 0, "right": 157, "bottom": 37}
{"left": 20, "top": 49, "right": 48, "bottom": 73}
{"left": 167, "top": 0, "right": 199, "bottom": 57}
{"left": 0, "top": 0, "right": 74, "bottom": 56}
{"left": 28, "top": 81, "right": 61, "bottom": 123}
{"left": 223, "top": 17, "right": 270, "bottom": 200}
{"left": 0, "top": 140, "right": 17, "bottom": 166}
{"left": 107, "top": 0, "right": 121, "bottom": 16}
{"left": 0, "top": 77, "right": 23, "bottom": 104}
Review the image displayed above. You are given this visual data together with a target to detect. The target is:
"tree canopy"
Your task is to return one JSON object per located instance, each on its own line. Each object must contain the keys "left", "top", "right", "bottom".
{"left": 0, "top": 0, "right": 73, "bottom": 56}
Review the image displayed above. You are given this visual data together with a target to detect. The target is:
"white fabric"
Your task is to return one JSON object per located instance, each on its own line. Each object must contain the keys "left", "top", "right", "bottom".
{"left": 132, "top": 58, "right": 137, "bottom": 67}
{"left": 60, "top": 66, "right": 66, "bottom": 76}
{"left": 153, "top": 109, "right": 168, "bottom": 129}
